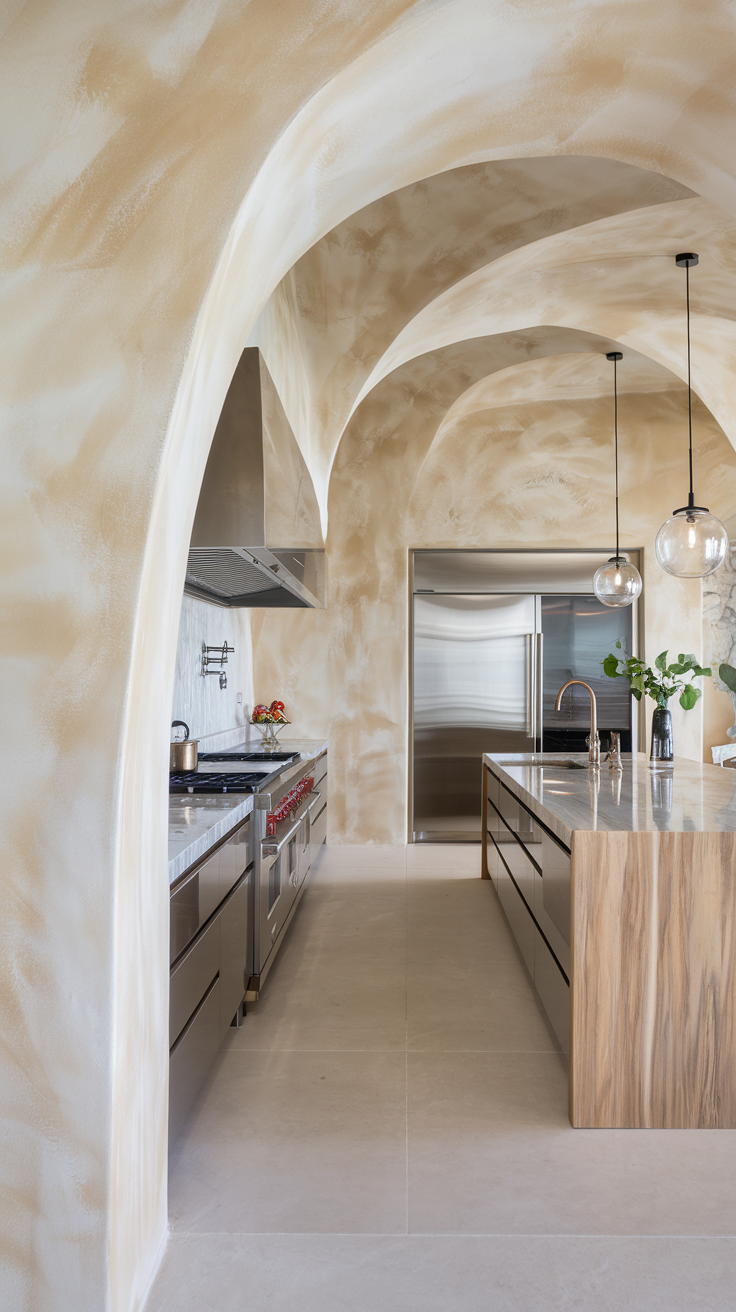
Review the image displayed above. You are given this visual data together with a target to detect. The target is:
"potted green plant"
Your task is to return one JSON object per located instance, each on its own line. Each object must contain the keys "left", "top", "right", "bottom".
{"left": 603, "top": 642, "right": 712, "bottom": 766}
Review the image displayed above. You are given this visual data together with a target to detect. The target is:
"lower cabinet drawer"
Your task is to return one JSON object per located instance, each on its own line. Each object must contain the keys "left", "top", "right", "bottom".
{"left": 169, "top": 912, "right": 220, "bottom": 1047}
{"left": 534, "top": 928, "right": 570, "bottom": 1056}
{"left": 169, "top": 976, "right": 220, "bottom": 1146}
{"left": 497, "top": 860, "right": 534, "bottom": 976}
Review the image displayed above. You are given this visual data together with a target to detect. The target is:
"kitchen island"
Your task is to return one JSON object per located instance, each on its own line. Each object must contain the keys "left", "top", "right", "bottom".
{"left": 482, "top": 752, "right": 736, "bottom": 1130}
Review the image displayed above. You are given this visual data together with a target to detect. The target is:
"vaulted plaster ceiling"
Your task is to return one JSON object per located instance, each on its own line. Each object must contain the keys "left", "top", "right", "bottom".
{"left": 251, "top": 159, "right": 736, "bottom": 526}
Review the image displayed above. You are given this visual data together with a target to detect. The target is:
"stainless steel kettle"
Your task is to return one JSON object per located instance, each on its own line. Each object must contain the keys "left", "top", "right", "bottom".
{"left": 170, "top": 721, "right": 198, "bottom": 773}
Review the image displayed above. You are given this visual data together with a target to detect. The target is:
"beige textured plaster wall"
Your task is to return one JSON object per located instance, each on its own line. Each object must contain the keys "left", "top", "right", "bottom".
{"left": 252, "top": 350, "right": 736, "bottom": 843}
{"left": 6, "top": 4, "right": 736, "bottom": 1311}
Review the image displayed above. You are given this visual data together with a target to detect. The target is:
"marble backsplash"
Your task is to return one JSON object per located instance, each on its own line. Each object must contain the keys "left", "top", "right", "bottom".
{"left": 172, "top": 594, "right": 255, "bottom": 744}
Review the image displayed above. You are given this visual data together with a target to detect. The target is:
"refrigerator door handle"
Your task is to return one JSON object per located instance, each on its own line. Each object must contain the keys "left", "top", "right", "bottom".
{"left": 536, "top": 632, "right": 544, "bottom": 751}
{"left": 527, "top": 632, "right": 535, "bottom": 741}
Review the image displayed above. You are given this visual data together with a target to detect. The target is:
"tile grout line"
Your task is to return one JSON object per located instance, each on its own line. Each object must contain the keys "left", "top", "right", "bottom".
{"left": 168, "top": 1229, "right": 736, "bottom": 1240}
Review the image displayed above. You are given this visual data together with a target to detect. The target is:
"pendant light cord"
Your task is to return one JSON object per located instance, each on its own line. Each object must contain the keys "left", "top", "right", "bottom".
{"left": 614, "top": 354, "right": 620, "bottom": 559}
{"left": 686, "top": 260, "right": 694, "bottom": 508}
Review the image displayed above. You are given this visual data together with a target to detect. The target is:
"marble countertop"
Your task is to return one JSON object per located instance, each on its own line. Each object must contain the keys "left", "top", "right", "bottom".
{"left": 168, "top": 737, "right": 327, "bottom": 885}
{"left": 484, "top": 752, "right": 736, "bottom": 847}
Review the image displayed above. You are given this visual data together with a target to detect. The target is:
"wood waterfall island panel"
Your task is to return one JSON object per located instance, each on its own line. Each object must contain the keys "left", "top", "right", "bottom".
{"left": 482, "top": 754, "right": 736, "bottom": 1129}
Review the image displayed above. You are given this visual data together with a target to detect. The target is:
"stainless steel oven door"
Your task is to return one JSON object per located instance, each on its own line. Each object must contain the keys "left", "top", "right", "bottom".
{"left": 259, "top": 839, "right": 298, "bottom": 971}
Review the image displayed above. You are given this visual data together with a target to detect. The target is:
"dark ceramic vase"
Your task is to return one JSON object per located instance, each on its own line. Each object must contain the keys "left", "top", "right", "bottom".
{"left": 649, "top": 705, "right": 674, "bottom": 768}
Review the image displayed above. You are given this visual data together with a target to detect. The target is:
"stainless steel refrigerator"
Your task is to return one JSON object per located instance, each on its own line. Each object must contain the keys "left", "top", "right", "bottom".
{"left": 411, "top": 550, "right": 637, "bottom": 842}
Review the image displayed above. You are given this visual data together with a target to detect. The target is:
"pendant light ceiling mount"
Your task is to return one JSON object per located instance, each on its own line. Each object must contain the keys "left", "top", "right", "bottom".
{"left": 654, "top": 253, "right": 728, "bottom": 578}
{"left": 593, "top": 350, "right": 643, "bottom": 608}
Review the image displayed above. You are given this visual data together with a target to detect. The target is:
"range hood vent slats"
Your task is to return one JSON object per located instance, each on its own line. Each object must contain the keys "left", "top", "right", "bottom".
{"left": 185, "top": 549, "right": 275, "bottom": 599}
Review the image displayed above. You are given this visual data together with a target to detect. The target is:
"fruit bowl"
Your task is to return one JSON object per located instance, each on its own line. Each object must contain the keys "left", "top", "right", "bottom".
{"left": 253, "top": 721, "right": 288, "bottom": 751}
{"left": 251, "top": 700, "right": 290, "bottom": 751}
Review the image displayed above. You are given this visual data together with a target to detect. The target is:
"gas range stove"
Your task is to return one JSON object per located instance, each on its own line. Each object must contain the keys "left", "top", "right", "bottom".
{"left": 169, "top": 749, "right": 301, "bottom": 794}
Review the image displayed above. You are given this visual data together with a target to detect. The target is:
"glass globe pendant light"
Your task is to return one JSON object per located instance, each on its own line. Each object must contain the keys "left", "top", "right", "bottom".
{"left": 655, "top": 253, "right": 728, "bottom": 578}
{"left": 593, "top": 351, "right": 643, "bottom": 608}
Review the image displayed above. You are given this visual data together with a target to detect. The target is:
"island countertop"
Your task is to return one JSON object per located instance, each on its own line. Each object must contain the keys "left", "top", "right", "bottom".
{"left": 484, "top": 751, "right": 736, "bottom": 848}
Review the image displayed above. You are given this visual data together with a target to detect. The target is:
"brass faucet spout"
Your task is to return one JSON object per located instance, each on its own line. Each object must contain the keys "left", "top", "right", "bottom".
{"left": 555, "top": 679, "right": 600, "bottom": 769}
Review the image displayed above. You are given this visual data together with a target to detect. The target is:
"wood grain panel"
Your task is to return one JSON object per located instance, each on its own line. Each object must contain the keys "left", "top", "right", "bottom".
{"left": 571, "top": 829, "right": 736, "bottom": 1128}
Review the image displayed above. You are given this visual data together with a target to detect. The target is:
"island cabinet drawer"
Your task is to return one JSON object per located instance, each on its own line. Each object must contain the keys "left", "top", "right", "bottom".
{"left": 485, "top": 831, "right": 500, "bottom": 887}
{"left": 541, "top": 830, "right": 571, "bottom": 946}
{"left": 496, "top": 857, "right": 535, "bottom": 976}
{"left": 497, "top": 835, "right": 537, "bottom": 915}
{"left": 534, "top": 928, "right": 570, "bottom": 1056}
{"left": 486, "top": 771, "right": 509, "bottom": 843}
{"left": 498, "top": 782, "right": 540, "bottom": 846}
{"left": 532, "top": 869, "right": 570, "bottom": 978}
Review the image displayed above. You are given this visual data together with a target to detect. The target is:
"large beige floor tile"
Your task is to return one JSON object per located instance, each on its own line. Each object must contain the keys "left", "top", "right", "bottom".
{"left": 406, "top": 965, "right": 559, "bottom": 1052}
{"left": 169, "top": 1049, "right": 407, "bottom": 1235}
{"left": 406, "top": 877, "right": 518, "bottom": 955}
{"left": 405, "top": 873, "right": 559, "bottom": 1051}
{"left": 229, "top": 878, "right": 407, "bottom": 1051}
{"left": 146, "top": 1233, "right": 736, "bottom": 1312}
{"left": 406, "top": 843, "right": 481, "bottom": 879}
{"left": 229, "top": 969, "right": 407, "bottom": 1051}
{"left": 314, "top": 845, "right": 407, "bottom": 878}
{"left": 407, "top": 1050, "right": 736, "bottom": 1236}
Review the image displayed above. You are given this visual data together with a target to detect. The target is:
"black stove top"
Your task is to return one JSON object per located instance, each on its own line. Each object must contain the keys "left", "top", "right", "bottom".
{"left": 169, "top": 772, "right": 270, "bottom": 794}
{"left": 198, "top": 751, "right": 299, "bottom": 763}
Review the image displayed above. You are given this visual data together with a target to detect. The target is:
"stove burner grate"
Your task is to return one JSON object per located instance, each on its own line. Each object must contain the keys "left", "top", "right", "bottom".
{"left": 169, "top": 772, "right": 267, "bottom": 794}
{"left": 198, "top": 751, "right": 298, "bottom": 763}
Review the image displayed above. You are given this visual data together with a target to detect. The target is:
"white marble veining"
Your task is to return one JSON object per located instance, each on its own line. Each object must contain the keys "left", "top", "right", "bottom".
{"left": 172, "top": 594, "right": 255, "bottom": 742}
{"left": 168, "top": 794, "right": 256, "bottom": 886}
{"left": 485, "top": 752, "right": 736, "bottom": 847}
{"left": 168, "top": 738, "right": 327, "bottom": 883}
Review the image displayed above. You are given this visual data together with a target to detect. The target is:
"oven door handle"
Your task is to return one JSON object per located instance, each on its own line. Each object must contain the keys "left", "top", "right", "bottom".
{"left": 262, "top": 792, "right": 321, "bottom": 857}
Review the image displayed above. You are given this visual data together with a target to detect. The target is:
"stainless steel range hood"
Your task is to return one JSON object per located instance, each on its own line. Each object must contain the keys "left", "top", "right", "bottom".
{"left": 185, "top": 348, "right": 325, "bottom": 608}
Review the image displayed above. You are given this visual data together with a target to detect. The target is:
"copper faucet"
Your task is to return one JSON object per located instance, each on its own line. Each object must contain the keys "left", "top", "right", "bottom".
{"left": 555, "top": 679, "right": 600, "bottom": 770}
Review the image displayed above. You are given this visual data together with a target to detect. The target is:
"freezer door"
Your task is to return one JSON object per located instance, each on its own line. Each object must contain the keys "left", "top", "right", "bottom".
{"left": 541, "top": 595, "right": 633, "bottom": 752}
{"left": 412, "top": 593, "right": 536, "bottom": 841}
